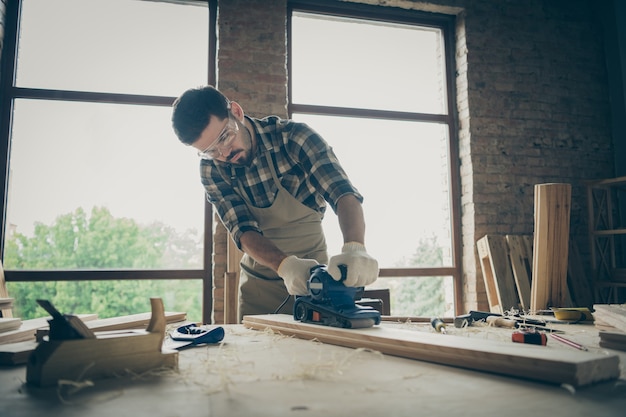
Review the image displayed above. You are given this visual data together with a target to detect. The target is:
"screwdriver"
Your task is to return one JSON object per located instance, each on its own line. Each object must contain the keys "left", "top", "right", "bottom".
{"left": 431, "top": 317, "right": 447, "bottom": 334}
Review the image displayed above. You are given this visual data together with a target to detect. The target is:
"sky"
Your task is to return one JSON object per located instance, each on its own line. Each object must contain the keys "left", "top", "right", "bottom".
{"left": 6, "top": 0, "right": 453, "bottom": 269}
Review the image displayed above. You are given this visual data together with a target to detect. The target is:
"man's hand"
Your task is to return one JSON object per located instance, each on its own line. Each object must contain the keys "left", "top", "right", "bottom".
{"left": 277, "top": 255, "right": 319, "bottom": 295}
{"left": 327, "top": 242, "right": 378, "bottom": 287}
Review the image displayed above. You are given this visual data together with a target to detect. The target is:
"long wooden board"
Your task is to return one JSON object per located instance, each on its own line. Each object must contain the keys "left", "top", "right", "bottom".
{"left": 531, "top": 183, "right": 572, "bottom": 310}
{"left": 242, "top": 314, "right": 620, "bottom": 387}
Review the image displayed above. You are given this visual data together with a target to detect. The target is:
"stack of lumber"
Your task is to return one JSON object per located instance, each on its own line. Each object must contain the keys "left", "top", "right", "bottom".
{"left": 594, "top": 304, "right": 626, "bottom": 351}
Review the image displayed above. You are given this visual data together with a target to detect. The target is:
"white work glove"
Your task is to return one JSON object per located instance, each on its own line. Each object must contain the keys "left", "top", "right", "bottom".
{"left": 277, "top": 255, "right": 319, "bottom": 295}
{"left": 327, "top": 242, "right": 379, "bottom": 287}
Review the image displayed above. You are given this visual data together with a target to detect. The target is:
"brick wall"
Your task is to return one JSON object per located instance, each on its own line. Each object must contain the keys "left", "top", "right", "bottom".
{"left": 212, "top": 0, "right": 288, "bottom": 323}
{"left": 459, "top": 0, "right": 613, "bottom": 311}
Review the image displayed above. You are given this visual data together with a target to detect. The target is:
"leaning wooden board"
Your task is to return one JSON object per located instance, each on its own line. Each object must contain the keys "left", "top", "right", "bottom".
{"left": 242, "top": 314, "right": 620, "bottom": 387}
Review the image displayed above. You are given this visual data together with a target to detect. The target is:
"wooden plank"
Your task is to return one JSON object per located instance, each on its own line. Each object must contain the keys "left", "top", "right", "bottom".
{"left": 83, "top": 310, "right": 187, "bottom": 332}
{"left": 242, "top": 314, "right": 620, "bottom": 387}
{"left": 531, "top": 183, "right": 572, "bottom": 311}
{"left": 599, "top": 331, "right": 626, "bottom": 351}
{"left": 476, "top": 235, "right": 520, "bottom": 313}
{"left": 0, "top": 318, "right": 22, "bottom": 333}
{"left": 594, "top": 304, "right": 626, "bottom": 332}
{"left": 0, "top": 297, "right": 13, "bottom": 309}
{"left": 506, "top": 235, "right": 533, "bottom": 310}
{"left": 224, "top": 272, "right": 239, "bottom": 324}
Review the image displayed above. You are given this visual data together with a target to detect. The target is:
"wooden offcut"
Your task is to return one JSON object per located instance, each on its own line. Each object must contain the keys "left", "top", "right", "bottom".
{"left": 477, "top": 235, "right": 520, "bottom": 313}
{"left": 0, "top": 318, "right": 22, "bottom": 333}
{"left": 531, "top": 183, "right": 572, "bottom": 311}
{"left": 506, "top": 235, "right": 533, "bottom": 310}
{"left": 594, "top": 304, "right": 626, "bottom": 333}
{"left": 242, "top": 314, "right": 620, "bottom": 387}
{"left": 599, "top": 331, "right": 626, "bottom": 351}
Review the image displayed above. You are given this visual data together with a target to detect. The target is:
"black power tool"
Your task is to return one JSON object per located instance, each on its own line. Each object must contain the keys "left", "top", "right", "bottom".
{"left": 293, "top": 264, "right": 381, "bottom": 329}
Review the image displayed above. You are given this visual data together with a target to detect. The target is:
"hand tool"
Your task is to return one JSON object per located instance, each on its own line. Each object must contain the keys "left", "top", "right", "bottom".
{"left": 485, "top": 315, "right": 563, "bottom": 333}
{"left": 431, "top": 317, "right": 447, "bottom": 333}
{"left": 512, "top": 329, "right": 547, "bottom": 346}
{"left": 293, "top": 264, "right": 381, "bottom": 329}
{"left": 486, "top": 316, "right": 516, "bottom": 328}
{"left": 169, "top": 323, "right": 225, "bottom": 349}
{"left": 36, "top": 299, "right": 95, "bottom": 340}
{"left": 454, "top": 310, "right": 548, "bottom": 329}
{"left": 454, "top": 310, "right": 501, "bottom": 328}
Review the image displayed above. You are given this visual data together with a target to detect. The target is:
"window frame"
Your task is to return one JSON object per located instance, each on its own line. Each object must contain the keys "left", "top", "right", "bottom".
{"left": 287, "top": 0, "right": 463, "bottom": 314}
{"left": 0, "top": 0, "right": 218, "bottom": 323}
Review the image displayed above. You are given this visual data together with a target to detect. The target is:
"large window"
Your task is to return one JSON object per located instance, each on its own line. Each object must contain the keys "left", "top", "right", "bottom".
{"left": 289, "top": 2, "right": 461, "bottom": 316}
{"left": 0, "top": 0, "right": 215, "bottom": 322}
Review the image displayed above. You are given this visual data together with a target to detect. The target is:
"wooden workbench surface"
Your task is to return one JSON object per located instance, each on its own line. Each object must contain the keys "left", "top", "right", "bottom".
{"left": 1, "top": 322, "right": 625, "bottom": 417}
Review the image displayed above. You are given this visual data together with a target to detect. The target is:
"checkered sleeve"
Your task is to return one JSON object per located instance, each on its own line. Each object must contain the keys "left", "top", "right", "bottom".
{"left": 285, "top": 122, "right": 363, "bottom": 212}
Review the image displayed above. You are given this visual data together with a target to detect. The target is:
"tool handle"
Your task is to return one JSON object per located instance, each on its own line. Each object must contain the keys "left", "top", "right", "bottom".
{"left": 431, "top": 317, "right": 447, "bottom": 333}
{"left": 486, "top": 316, "right": 516, "bottom": 328}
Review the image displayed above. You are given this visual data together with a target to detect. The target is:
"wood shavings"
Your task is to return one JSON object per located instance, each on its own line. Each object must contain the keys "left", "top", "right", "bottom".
{"left": 284, "top": 347, "right": 384, "bottom": 382}
{"left": 560, "top": 383, "right": 576, "bottom": 395}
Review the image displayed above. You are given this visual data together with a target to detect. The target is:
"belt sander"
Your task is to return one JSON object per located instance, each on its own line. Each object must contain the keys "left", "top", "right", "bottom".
{"left": 293, "top": 264, "right": 381, "bottom": 329}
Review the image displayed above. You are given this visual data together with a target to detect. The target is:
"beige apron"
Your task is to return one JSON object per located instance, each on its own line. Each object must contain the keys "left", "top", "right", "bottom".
{"left": 235, "top": 148, "right": 328, "bottom": 319}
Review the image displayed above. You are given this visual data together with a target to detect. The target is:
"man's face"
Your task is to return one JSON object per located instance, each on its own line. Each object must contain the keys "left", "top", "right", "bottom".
{"left": 193, "top": 113, "right": 254, "bottom": 166}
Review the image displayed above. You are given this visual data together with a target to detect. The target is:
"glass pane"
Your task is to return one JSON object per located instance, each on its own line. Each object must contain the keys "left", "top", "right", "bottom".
{"left": 16, "top": 0, "right": 208, "bottom": 96}
{"left": 6, "top": 280, "right": 203, "bottom": 321}
{"left": 368, "top": 276, "right": 454, "bottom": 316}
{"left": 293, "top": 114, "right": 453, "bottom": 269}
{"left": 4, "top": 99, "right": 205, "bottom": 270}
{"left": 292, "top": 12, "right": 447, "bottom": 114}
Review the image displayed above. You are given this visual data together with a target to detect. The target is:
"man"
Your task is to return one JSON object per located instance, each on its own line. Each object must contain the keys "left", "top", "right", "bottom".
{"left": 171, "top": 85, "right": 378, "bottom": 319}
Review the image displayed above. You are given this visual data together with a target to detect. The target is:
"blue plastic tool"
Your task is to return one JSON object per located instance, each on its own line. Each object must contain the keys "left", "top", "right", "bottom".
{"left": 169, "top": 323, "right": 225, "bottom": 348}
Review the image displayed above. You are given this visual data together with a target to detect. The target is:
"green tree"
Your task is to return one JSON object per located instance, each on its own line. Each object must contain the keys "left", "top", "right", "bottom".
{"left": 4, "top": 206, "right": 202, "bottom": 320}
{"left": 388, "top": 235, "right": 448, "bottom": 317}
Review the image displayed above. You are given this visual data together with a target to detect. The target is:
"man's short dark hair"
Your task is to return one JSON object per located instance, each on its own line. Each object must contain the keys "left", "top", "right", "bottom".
{"left": 171, "top": 85, "right": 230, "bottom": 145}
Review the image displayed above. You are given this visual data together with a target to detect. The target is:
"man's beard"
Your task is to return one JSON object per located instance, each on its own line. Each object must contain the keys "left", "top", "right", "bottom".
{"left": 226, "top": 125, "right": 254, "bottom": 166}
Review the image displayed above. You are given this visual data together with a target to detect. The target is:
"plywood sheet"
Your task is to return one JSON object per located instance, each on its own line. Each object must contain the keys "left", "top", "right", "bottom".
{"left": 243, "top": 314, "right": 620, "bottom": 387}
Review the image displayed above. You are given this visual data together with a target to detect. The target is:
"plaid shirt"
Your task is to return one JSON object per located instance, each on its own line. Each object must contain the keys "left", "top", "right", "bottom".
{"left": 200, "top": 115, "right": 363, "bottom": 248}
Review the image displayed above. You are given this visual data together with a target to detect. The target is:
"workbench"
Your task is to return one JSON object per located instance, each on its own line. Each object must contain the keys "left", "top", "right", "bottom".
{"left": 1, "top": 321, "right": 625, "bottom": 417}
